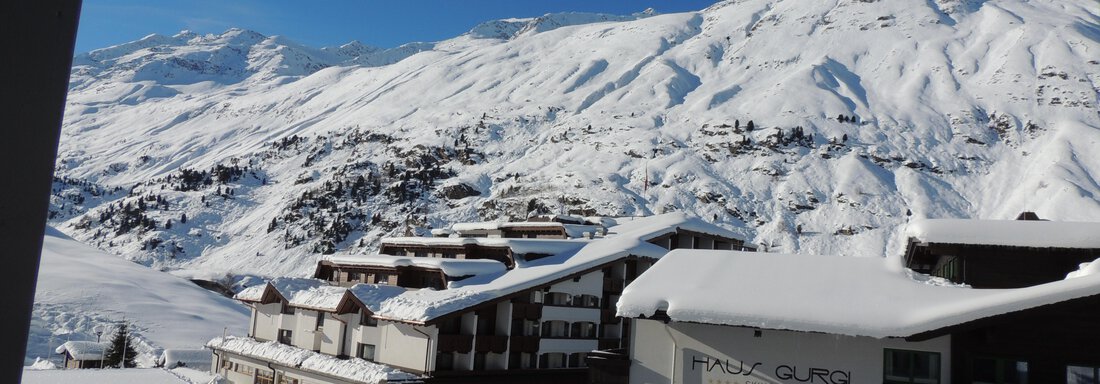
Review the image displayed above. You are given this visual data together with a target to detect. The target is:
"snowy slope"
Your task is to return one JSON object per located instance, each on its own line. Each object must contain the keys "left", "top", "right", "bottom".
{"left": 50, "top": 0, "right": 1100, "bottom": 280}
{"left": 26, "top": 227, "right": 248, "bottom": 366}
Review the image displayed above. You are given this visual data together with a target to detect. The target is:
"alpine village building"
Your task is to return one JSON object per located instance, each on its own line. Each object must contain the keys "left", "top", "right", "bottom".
{"left": 616, "top": 214, "right": 1100, "bottom": 384}
{"left": 207, "top": 213, "right": 754, "bottom": 384}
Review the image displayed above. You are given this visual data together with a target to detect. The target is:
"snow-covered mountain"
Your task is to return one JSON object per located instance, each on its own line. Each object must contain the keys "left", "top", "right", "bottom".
{"left": 51, "top": 0, "right": 1100, "bottom": 281}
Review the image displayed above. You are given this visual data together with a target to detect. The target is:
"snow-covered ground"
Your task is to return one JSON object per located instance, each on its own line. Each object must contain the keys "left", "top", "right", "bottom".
{"left": 47, "top": 0, "right": 1100, "bottom": 284}
{"left": 26, "top": 227, "right": 248, "bottom": 366}
{"left": 21, "top": 368, "right": 194, "bottom": 384}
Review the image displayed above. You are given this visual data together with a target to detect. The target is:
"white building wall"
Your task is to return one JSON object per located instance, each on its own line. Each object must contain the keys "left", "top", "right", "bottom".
{"left": 290, "top": 309, "right": 325, "bottom": 351}
{"left": 351, "top": 312, "right": 383, "bottom": 355}
{"left": 317, "top": 314, "right": 345, "bottom": 356}
{"left": 548, "top": 270, "right": 603, "bottom": 296}
{"left": 253, "top": 303, "right": 281, "bottom": 341}
{"left": 629, "top": 319, "right": 952, "bottom": 384}
{"left": 374, "top": 322, "right": 437, "bottom": 374}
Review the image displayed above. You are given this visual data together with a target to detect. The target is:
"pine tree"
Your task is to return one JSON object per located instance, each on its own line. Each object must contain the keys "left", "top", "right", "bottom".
{"left": 180, "top": 213, "right": 188, "bottom": 224}
{"left": 746, "top": 120, "right": 755, "bottom": 131}
{"left": 104, "top": 322, "right": 137, "bottom": 368}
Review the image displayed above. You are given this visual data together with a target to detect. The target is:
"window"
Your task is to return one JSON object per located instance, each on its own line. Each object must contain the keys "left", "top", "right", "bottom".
{"left": 933, "top": 256, "right": 961, "bottom": 281}
{"left": 277, "top": 374, "right": 299, "bottom": 384}
{"left": 393, "top": 250, "right": 407, "bottom": 256}
{"left": 1068, "top": 365, "right": 1100, "bottom": 384}
{"left": 255, "top": 370, "right": 274, "bottom": 384}
{"left": 474, "top": 352, "right": 486, "bottom": 370}
{"left": 277, "top": 329, "right": 292, "bottom": 345}
{"left": 280, "top": 301, "right": 294, "bottom": 315}
{"left": 373, "top": 273, "right": 390, "bottom": 284}
{"left": 436, "top": 352, "right": 454, "bottom": 371}
{"left": 347, "top": 271, "right": 361, "bottom": 282}
{"left": 573, "top": 294, "right": 599, "bottom": 308}
{"left": 570, "top": 322, "right": 596, "bottom": 338}
{"left": 545, "top": 292, "right": 571, "bottom": 306}
{"left": 234, "top": 362, "right": 254, "bottom": 375}
{"left": 521, "top": 320, "right": 539, "bottom": 336}
{"left": 414, "top": 250, "right": 427, "bottom": 257}
{"left": 442, "top": 252, "right": 456, "bottom": 259}
{"left": 539, "top": 353, "right": 566, "bottom": 369}
{"left": 360, "top": 309, "right": 378, "bottom": 326}
{"left": 541, "top": 320, "right": 569, "bottom": 338}
{"left": 569, "top": 352, "right": 588, "bottom": 368}
{"left": 357, "top": 343, "right": 376, "bottom": 361}
{"left": 973, "top": 357, "right": 1028, "bottom": 384}
{"left": 529, "top": 290, "right": 544, "bottom": 304}
{"left": 884, "top": 349, "right": 940, "bottom": 384}
{"left": 315, "top": 311, "right": 325, "bottom": 330}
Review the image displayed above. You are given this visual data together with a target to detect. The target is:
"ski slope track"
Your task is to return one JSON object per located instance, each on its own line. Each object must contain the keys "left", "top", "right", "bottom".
{"left": 51, "top": 0, "right": 1100, "bottom": 280}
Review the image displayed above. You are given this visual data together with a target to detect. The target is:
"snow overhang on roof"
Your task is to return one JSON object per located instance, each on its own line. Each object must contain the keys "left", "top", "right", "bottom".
{"left": 325, "top": 254, "right": 507, "bottom": 277}
{"left": 55, "top": 341, "right": 107, "bottom": 360}
{"left": 288, "top": 285, "right": 350, "bottom": 312}
{"left": 380, "top": 236, "right": 589, "bottom": 255}
{"left": 605, "top": 211, "right": 747, "bottom": 243}
{"left": 208, "top": 336, "right": 417, "bottom": 384}
{"left": 235, "top": 277, "right": 327, "bottom": 304}
{"left": 617, "top": 250, "right": 1100, "bottom": 339}
{"left": 906, "top": 218, "right": 1100, "bottom": 249}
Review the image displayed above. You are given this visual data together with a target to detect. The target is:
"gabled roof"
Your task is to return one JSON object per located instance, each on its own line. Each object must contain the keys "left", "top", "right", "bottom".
{"left": 235, "top": 277, "right": 326, "bottom": 304}
{"left": 55, "top": 341, "right": 107, "bottom": 360}
{"left": 617, "top": 250, "right": 1100, "bottom": 339}
{"left": 906, "top": 218, "right": 1100, "bottom": 249}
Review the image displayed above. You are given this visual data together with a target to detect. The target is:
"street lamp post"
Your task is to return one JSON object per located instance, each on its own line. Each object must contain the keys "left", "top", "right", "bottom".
{"left": 93, "top": 324, "right": 108, "bottom": 369}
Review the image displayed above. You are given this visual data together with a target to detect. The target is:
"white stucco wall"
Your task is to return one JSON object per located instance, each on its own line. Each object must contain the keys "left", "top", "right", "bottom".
{"left": 318, "top": 314, "right": 345, "bottom": 356}
{"left": 253, "top": 303, "right": 281, "bottom": 341}
{"left": 374, "top": 322, "right": 437, "bottom": 374}
{"left": 630, "top": 319, "right": 952, "bottom": 384}
{"left": 549, "top": 270, "right": 604, "bottom": 296}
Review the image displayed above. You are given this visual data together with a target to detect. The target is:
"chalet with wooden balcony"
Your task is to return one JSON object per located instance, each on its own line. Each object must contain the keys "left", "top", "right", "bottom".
{"left": 904, "top": 214, "right": 1100, "bottom": 288}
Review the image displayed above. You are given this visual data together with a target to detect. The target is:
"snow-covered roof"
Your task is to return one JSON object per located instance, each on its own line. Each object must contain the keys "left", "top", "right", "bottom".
{"left": 347, "top": 284, "right": 408, "bottom": 313}
{"left": 208, "top": 336, "right": 417, "bottom": 384}
{"left": 906, "top": 219, "right": 1100, "bottom": 249}
{"left": 365, "top": 213, "right": 716, "bottom": 322}
{"left": 160, "top": 349, "right": 212, "bottom": 368}
{"left": 235, "top": 277, "right": 327, "bottom": 303}
{"left": 325, "top": 254, "right": 507, "bottom": 277}
{"left": 55, "top": 341, "right": 106, "bottom": 360}
{"left": 381, "top": 236, "right": 589, "bottom": 255}
{"left": 617, "top": 250, "right": 1100, "bottom": 339}
{"left": 606, "top": 212, "right": 745, "bottom": 243}
{"left": 450, "top": 221, "right": 505, "bottom": 232}
{"left": 288, "top": 285, "right": 350, "bottom": 311}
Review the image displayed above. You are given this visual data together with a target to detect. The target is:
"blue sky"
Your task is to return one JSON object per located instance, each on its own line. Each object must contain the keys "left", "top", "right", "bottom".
{"left": 75, "top": 0, "right": 718, "bottom": 53}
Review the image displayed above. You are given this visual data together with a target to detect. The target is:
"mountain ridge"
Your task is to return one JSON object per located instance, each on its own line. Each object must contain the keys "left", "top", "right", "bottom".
{"left": 51, "top": 0, "right": 1100, "bottom": 281}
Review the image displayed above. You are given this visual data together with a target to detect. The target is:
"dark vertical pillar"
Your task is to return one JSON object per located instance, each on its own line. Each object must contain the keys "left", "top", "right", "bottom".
{"left": 0, "top": 1, "right": 81, "bottom": 381}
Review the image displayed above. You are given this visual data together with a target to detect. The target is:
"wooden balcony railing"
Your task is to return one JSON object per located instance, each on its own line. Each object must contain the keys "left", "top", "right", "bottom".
{"left": 437, "top": 334, "right": 473, "bottom": 354}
